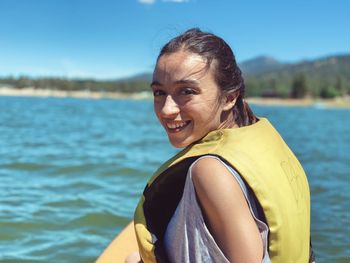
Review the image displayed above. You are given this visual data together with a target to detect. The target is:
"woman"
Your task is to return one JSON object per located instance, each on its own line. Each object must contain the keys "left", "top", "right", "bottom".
{"left": 100, "top": 28, "right": 314, "bottom": 263}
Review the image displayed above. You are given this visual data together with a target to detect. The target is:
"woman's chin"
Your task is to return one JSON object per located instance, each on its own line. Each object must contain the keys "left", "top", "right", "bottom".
{"left": 168, "top": 137, "right": 191, "bottom": 148}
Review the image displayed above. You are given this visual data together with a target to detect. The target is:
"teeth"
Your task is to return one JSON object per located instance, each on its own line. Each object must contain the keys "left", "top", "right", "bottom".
{"left": 167, "top": 121, "right": 188, "bottom": 129}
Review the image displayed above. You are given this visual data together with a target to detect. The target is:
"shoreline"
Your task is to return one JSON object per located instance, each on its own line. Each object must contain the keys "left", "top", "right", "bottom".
{"left": 1, "top": 87, "right": 350, "bottom": 108}
{"left": 0, "top": 87, "right": 152, "bottom": 100}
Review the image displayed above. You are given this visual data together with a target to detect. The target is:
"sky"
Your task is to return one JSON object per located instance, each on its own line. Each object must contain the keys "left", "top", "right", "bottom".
{"left": 0, "top": 0, "right": 349, "bottom": 80}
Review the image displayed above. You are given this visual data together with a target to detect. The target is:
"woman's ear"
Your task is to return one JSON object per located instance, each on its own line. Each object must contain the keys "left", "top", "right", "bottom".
{"left": 222, "top": 90, "right": 239, "bottom": 111}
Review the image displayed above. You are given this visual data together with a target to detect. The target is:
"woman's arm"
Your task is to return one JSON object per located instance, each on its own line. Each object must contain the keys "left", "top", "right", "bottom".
{"left": 191, "top": 157, "right": 263, "bottom": 263}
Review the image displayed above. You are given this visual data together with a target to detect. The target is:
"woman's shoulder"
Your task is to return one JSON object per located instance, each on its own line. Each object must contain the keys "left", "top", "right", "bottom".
{"left": 190, "top": 155, "right": 247, "bottom": 207}
{"left": 189, "top": 155, "right": 265, "bottom": 262}
{"left": 191, "top": 156, "right": 228, "bottom": 176}
{"left": 190, "top": 155, "right": 239, "bottom": 184}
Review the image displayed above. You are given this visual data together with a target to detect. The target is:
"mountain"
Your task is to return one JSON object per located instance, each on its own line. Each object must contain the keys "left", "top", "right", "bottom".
{"left": 1, "top": 53, "right": 349, "bottom": 98}
{"left": 257, "top": 54, "right": 350, "bottom": 78}
{"left": 243, "top": 54, "right": 350, "bottom": 97}
{"left": 239, "top": 56, "right": 285, "bottom": 75}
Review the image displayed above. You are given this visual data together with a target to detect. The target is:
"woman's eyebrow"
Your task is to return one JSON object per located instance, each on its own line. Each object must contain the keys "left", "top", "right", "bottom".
{"left": 174, "top": 79, "right": 199, "bottom": 86}
{"left": 151, "top": 79, "right": 199, "bottom": 87}
{"left": 150, "top": 80, "right": 162, "bottom": 87}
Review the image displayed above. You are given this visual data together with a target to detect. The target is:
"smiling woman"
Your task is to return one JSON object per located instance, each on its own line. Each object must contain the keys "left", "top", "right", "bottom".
{"left": 97, "top": 28, "right": 314, "bottom": 263}
{"left": 151, "top": 50, "right": 235, "bottom": 148}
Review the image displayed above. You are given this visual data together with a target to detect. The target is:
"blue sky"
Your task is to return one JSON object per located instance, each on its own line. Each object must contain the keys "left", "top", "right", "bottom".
{"left": 0, "top": 0, "right": 349, "bottom": 79}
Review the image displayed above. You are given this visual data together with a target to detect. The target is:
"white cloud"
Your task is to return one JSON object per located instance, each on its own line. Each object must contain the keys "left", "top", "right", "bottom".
{"left": 138, "top": 0, "right": 156, "bottom": 4}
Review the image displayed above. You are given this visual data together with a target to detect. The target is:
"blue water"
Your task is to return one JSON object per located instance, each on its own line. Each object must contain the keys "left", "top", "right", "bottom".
{"left": 0, "top": 96, "right": 349, "bottom": 262}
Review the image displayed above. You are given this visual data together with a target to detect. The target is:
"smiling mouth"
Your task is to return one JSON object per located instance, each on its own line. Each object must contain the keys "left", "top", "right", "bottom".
{"left": 165, "top": 120, "right": 191, "bottom": 133}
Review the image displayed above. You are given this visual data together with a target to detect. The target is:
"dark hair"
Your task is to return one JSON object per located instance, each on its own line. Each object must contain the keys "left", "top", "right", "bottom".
{"left": 157, "top": 28, "right": 257, "bottom": 127}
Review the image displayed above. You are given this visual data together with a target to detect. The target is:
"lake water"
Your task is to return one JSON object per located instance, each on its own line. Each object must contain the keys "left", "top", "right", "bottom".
{"left": 0, "top": 96, "right": 349, "bottom": 263}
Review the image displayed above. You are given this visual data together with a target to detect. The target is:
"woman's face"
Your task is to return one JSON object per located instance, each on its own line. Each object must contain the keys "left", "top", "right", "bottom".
{"left": 151, "top": 51, "right": 228, "bottom": 148}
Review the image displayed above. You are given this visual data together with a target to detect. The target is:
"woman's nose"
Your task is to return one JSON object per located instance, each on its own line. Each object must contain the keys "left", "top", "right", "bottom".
{"left": 160, "top": 95, "right": 180, "bottom": 117}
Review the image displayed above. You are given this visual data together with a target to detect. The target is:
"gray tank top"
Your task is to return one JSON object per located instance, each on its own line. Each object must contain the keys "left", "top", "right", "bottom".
{"left": 164, "top": 155, "right": 270, "bottom": 263}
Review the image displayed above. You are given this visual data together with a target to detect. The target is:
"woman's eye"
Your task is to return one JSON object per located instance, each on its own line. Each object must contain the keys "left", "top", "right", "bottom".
{"left": 153, "top": 89, "right": 165, "bottom": 96}
{"left": 180, "top": 88, "right": 196, "bottom": 95}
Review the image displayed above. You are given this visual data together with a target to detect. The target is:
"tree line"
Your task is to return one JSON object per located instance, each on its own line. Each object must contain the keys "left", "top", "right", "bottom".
{"left": 0, "top": 77, "right": 151, "bottom": 93}
{"left": 243, "top": 55, "right": 350, "bottom": 98}
{"left": 1, "top": 74, "right": 348, "bottom": 99}
{"left": 1, "top": 55, "right": 349, "bottom": 99}
{"left": 245, "top": 73, "right": 349, "bottom": 98}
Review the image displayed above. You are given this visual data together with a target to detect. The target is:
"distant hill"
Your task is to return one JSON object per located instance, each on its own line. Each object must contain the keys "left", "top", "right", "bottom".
{"left": 118, "top": 72, "right": 152, "bottom": 82}
{"left": 251, "top": 54, "right": 350, "bottom": 77}
{"left": 239, "top": 56, "right": 285, "bottom": 75}
{"left": 244, "top": 54, "right": 350, "bottom": 97}
{"left": 1, "top": 53, "right": 349, "bottom": 98}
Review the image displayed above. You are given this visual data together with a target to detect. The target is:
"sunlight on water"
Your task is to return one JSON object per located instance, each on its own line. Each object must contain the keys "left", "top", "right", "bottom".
{"left": 0, "top": 97, "right": 349, "bottom": 262}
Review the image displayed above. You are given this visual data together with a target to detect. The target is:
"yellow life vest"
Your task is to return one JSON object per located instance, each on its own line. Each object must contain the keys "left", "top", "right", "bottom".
{"left": 134, "top": 118, "right": 310, "bottom": 263}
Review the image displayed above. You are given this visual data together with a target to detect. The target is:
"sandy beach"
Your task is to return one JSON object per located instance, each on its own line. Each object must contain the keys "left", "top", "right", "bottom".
{"left": 0, "top": 86, "right": 152, "bottom": 100}
{"left": 1, "top": 86, "right": 350, "bottom": 108}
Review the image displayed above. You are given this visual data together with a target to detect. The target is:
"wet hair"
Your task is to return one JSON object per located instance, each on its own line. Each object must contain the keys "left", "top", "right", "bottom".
{"left": 157, "top": 28, "right": 257, "bottom": 127}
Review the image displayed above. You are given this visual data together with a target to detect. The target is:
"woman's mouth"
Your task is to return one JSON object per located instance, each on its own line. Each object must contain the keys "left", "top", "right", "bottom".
{"left": 165, "top": 120, "right": 191, "bottom": 133}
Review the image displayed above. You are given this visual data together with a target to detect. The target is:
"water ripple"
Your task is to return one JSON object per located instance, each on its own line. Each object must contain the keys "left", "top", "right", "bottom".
{"left": 0, "top": 97, "right": 348, "bottom": 262}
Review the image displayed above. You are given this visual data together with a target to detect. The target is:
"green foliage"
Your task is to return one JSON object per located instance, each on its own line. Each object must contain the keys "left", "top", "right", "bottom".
{"left": 290, "top": 74, "right": 308, "bottom": 98}
{"left": 1, "top": 55, "right": 350, "bottom": 98}
{"left": 319, "top": 84, "right": 340, "bottom": 98}
{"left": 0, "top": 76, "right": 151, "bottom": 94}
{"left": 244, "top": 55, "right": 350, "bottom": 98}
